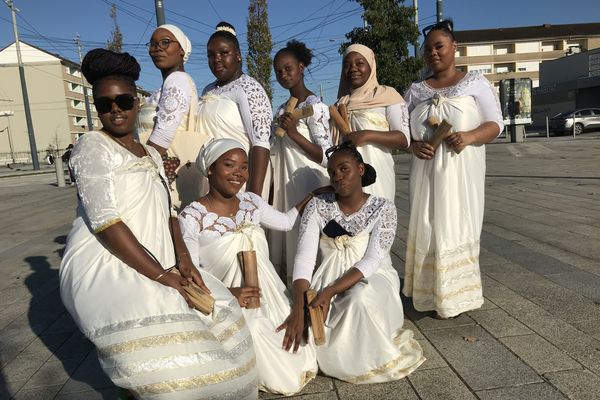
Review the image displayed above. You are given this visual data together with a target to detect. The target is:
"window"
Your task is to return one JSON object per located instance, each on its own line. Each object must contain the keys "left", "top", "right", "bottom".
{"left": 494, "top": 44, "right": 513, "bottom": 55}
{"left": 515, "top": 42, "right": 539, "bottom": 54}
{"left": 71, "top": 100, "right": 85, "bottom": 110}
{"left": 469, "top": 64, "right": 492, "bottom": 74}
{"left": 576, "top": 110, "right": 592, "bottom": 116}
{"left": 69, "top": 82, "right": 83, "bottom": 94}
{"left": 541, "top": 41, "right": 561, "bottom": 52}
{"left": 467, "top": 45, "right": 492, "bottom": 56}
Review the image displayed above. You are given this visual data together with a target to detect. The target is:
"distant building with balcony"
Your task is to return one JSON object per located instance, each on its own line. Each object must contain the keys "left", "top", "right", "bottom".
{"left": 454, "top": 23, "right": 600, "bottom": 89}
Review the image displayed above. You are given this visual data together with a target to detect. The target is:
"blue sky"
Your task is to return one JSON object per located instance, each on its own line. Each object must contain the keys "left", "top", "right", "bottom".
{"left": 1, "top": 0, "right": 599, "bottom": 106}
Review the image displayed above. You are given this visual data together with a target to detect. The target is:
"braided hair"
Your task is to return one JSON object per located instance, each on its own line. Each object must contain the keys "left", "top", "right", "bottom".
{"left": 81, "top": 48, "right": 140, "bottom": 98}
{"left": 274, "top": 39, "right": 312, "bottom": 67}
{"left": 208, "top": 21, "right": 240, "bottom": 52}
{"left": 325, "top": 142, "right": 377, "bottom": 187}
{"left": 423, "top": 19, "right": 456, "bottom": 41}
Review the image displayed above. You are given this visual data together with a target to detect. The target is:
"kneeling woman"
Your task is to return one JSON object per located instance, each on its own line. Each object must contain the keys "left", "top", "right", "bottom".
{"left": 178, "top": 138, "right": 318, "bottom": 395}
{"left": 281, "top": 142, "right": 425, "bottom": 384}
{"left": 59, "top": 49, "right": 256, "bottom": 399}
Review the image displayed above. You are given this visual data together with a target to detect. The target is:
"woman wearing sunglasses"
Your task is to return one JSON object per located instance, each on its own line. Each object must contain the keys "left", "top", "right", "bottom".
{"left": 279, "top": 142, "right": 424, "bottom": 384}
{"left": 178, "top": 138, "right": 318, "bottom": 395}
{"left": 59, "top": 49, "right": 257, "bottom": 399}
{"left": 197, "top": 22, "right": 273, "bottom": 200}
{"left": 403, "top": 20, "right": 504, "bottom": 319}
{"left": 139, "top": 24, "right": 208, "bottom": 210}
{"left": 334, "top": 44, "right": 411, "bottom": 203}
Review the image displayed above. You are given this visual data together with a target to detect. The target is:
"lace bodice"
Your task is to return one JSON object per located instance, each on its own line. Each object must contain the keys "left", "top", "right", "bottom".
{"left": 293, "top": 193, "right": 397, "bottom": 282}
{"left": 202, "top": 74, "right": 272, "bottom": 149}
{"left": 404, "top": 71, "right": 504, "bottom": 132}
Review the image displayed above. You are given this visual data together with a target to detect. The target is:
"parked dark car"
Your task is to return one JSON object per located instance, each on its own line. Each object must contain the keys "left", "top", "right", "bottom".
{"left": 550, "top": 108, "right": 600, "bottom": 135}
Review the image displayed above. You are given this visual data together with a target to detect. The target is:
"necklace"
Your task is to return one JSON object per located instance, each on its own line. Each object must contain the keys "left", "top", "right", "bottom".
{"left": 205, "top": 193, "right": 237, "bottom": 217}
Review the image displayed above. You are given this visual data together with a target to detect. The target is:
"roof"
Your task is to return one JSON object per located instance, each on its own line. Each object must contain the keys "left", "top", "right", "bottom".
{"left": 454, "top": 23, "right": 600, "bottom": 44}
{"left": 0, "top": 40, "right": 79, "bottom": 67}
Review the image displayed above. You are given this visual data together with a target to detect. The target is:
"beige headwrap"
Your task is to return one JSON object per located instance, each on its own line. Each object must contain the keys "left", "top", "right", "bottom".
{"left": 196, "top": 138, "right": 246, "bottom": 177}
{"left": 337, "top": 44, "right": 404, "bottom": 110}
{"left": 156, "top": 24, "right": 192, "bottom": 63}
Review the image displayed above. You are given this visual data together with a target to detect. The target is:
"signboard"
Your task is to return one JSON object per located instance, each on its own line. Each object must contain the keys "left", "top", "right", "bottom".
{"left": 499, "top": 78, "right": 532, "bottom": 125}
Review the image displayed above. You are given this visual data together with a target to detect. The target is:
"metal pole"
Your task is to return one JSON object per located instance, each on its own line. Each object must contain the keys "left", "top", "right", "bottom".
{"left": 155, "top": 0, "right": 165, "bottom": 26}
{"left": 436, "top": 0, "right": 443, "bottom": 22}
{"left": 546, "top": 116, "right": 549, "bottom": 140}
{"left": 6, "top": 0, "right": 39, "bottom": 170}
{"left": 74, "top": 34, "right": 94, "bottom": 131}
{"left": 54, "top": 154, "right": 65, "bottom": 187}
{"left": 572, "top": 113, "right": 576, "bottom": 138}
{"left": 413, "top": 0, "right": 419, "bottom": 56}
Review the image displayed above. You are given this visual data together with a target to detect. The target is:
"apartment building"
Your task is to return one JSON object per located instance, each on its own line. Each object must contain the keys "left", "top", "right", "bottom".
{"left": 454, "top": 23, "right": 600, "bottom": 89}
{"left": 0, "top": 41, "right": 99, "bottom": 163}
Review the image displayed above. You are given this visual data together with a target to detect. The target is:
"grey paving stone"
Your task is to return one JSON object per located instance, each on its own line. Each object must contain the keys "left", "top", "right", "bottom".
{"left": 475, "top": 383, "right": 568, "bottom": 400}
{"left": 58, "top": 351, "right": 113, "bottom": 394}
{"left": 21, "top": 358, "right": 82, "bottom": 389}
{"left": 545, "top": 369, "right": 600, "bottom": 400}
{"left": 21, "top": 332, "right": 72, "bottom": 359}
{"left": 416, "top": 339, "right": 447, "bottom": 370}
{"left": 259, "top": 375, "right": 334, "bottom": 399}
{"left": 408, "top": 367, "right": 477, "bottom": 400}
{"left": 407, "top": 312, "right": 476, "bottom": 332}
{"left": 467, "top": 308, "right": 533, "bottom": 338}
{"left": 336, "top": 378, "right": 418, "bottom": 400}
{"left": 478, "top": 298, "right": 498, "bottom": 311}
{"left": 54, "top": 387, "right": 118, "bottom": 400}
{"left": 11, "top": 384, "right": 62, "bottom": 400}
{"left": 403, "top": 319, "right": 424, "bottom": 340}
{"left": 500, "top": 334, "right": 581, "bottom": 374}
{"left": 53, "top": 330, "right": 95, "bottom": 361}
{"left": 0, "top": 379, "right": 27, "bottom": 400}
{"left": 2, "top": 352, "right": 50, "bottom": 383}
{"left": 572, "top": 320, "right": 600, "bottom": 341}
{"left": 423, "top": 325, "right": 542, "bottom": 390}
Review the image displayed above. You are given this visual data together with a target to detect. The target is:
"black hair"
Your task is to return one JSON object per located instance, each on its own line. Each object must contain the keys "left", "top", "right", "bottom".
{"left": 326, "top": 142, "right": 376, "bottom": 187}
{"left": 208, "top": 21, "right": 240, "bottom": 52}
{"left": 81, "top": 48, "right": 140, "bottom": 98}
{"left": 274, "top": 39, "right": 312, "bottom": 67}
{"left": 423, "top": 19, "right": 455, "bottom": 41}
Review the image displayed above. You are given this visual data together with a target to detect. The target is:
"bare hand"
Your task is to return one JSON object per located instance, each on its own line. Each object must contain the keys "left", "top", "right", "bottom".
{"left": 276, "top": 307, "right": 305, "bottom": 353}
{"left": 346, "top": 130, "right": 368, "bottom": 147}
{"left": 410, "top": 140, "right": 435, "bottom": 160}
{"left": 308, "top": 287, "right": 334, "bottom": 322}
{"left": 178, "top": 258, "right": 211, "bottom": 294}
{"left": 156, "top": 272, "right": 194, "bottom": 308}
{"left": 229, "top": 287, "right": 261, "bottom": 308}
{"left": 445, "top": 132, "right": 471, "bottom": 152}
{"left": 279, "top": 112, "right": 299, "bottom": 135}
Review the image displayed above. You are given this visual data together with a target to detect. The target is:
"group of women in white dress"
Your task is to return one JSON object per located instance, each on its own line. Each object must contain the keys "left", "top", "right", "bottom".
{"left": 59, "top": 18, "right": 503, "bottom": 399}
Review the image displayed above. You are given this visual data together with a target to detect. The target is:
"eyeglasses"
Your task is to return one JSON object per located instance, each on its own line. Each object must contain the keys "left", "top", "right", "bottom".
{"left": 146, "top": 38, "right": 179, "bottom": 51}
{"left": 422, "top": 20, "right": 454, "bottom": 37}
{"left": 94, "top": 94, "right": 137, "bottom": 114}
{"left": 325, "top": 141, "right": 357, "bottom": 159}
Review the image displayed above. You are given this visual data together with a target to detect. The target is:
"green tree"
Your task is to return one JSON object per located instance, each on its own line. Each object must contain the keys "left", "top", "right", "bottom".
{"left": 246, "top": 0, "right": 273, "bottom": 101}
{"left": 106, "top": 3, "right": 123, "bottom": 52}
{"left": 340, "top": 0, "right": 421, "bottom": 94}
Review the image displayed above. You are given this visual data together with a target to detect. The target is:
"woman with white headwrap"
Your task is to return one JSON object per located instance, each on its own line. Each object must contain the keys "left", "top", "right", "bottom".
{"left": 335, "top": 44, "right": 411, "bottom": 202}
{"left": 178, "top": 138, "right": 318, "bottom": 395}
{"left": 139, "top": 24, "right": 208, "bottom": 210}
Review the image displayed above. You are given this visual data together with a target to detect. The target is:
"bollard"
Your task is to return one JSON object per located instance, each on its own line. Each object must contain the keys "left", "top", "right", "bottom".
{"left": 546, "top": 116, "right": 550, "bottom": 140}
{"left": 55, "top": 156, "right": 66, "bottom": 187}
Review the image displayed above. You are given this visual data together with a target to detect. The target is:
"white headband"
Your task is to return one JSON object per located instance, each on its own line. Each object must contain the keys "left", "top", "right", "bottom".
{"left": 157, "top": 24, "right": 192, "bottom": 63}
{"left": 196, "top": 138, "right": 246, "bottom": 177}
{"left": 216, "top": 26, "right": 236, "bottom": 36}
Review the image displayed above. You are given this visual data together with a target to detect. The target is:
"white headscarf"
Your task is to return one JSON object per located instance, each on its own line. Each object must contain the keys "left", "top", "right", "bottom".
{"left": 157, "top": 24, "right": 192, "bottom": 63}
{"left": 196, "top": 138, "right": 246, "bottom": 177}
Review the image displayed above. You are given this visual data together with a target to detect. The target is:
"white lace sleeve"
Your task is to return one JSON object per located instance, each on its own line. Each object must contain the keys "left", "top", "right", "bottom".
{"left": 251, "top": 192, "right": 298, "bottom": 231}
{"left": 237, "top": 75, "right": 272, "bottom": 149}
{"left": 306, "top": 100, "right": 332, "bottom": 166}
{"left": 70, "top": 132, "right": 120, "bottom": 232}
{"left": 148, "top": 72, "right": 195, "bottom": 149}
{"left": 177, "top": 205, "right": 204, "bottom": 268}
{"left": 386, "top": 102, "right": 411, "bottom": 145}
{"left": 353, "top": 200, "right": 397, "bottom": 278}
{"left": 292, "top": 197, "right": 322, "bottom": 283}
{"left": 472, "top": 75, "right": 505, "bottom": 133}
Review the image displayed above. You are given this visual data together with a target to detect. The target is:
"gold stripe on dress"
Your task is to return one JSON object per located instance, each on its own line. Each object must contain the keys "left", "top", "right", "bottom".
{"left": 134, "top": 357, "right": 256, "bottom": 396}
{"left": 98, "top": 331, "right": 214, "bottom": 358}
{"left": 410, "top": 256, "right": 479, "bottom": 272}
{"left": 94, "top": 218, "right": 122, "bottom": 233}
{"left": 216, "top": 317, "right": 246, "bottom": 343}
{"left": 409, "top": 283, "right": 482, "bottom": 298}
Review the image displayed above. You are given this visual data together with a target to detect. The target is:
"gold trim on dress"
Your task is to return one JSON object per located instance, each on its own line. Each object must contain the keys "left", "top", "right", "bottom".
{"left": 216, "top": 316, "right": 246, "bottom": 343}
{"left": 408, "top": 283, "right": 482, "bottom": 298}
{"left": 97, "top": 331, "right": 214, "bottom": 358}
{"left": 94, "top": 218, "right": 122, "bottom": 233}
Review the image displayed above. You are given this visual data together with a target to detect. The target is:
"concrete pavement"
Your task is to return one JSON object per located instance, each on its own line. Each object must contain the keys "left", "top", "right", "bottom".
{"left": 0, "top": 134, "right": 599, "bottom": 399}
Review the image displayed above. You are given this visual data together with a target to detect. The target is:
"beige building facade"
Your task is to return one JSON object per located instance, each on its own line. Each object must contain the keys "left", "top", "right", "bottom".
{"left": 454, "top": 23, "right": 600, "bottom": 89}
{"left": 0, "top": 42, "right": 99, "bottom": 164}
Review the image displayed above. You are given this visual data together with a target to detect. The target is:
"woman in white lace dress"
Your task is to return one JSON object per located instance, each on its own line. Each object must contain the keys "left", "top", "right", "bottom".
{"left": 403, "top": 20, "right": 504, "bottom": 319}
{"left": 179, "top": 139, "right": 318, "bottom": 395}
{"left": 59, "top": 49, "right": 257, "bottom": 399}
{"left": 139, "top": 24, "right": 208, "bottom": 209}
{"left": 280, "top": 142, "right": 424, "bottom": 384}
{"left": 335, "top": 44, "right": 411, "bottom": 202}
{"left": 198, "top": 22, "right": 272, "bottom": 199}
{"left": 270, "top": 40, "right": 332, "bottom": 284}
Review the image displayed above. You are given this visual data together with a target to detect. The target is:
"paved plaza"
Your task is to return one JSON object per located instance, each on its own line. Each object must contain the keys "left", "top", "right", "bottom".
{"left": 0, "top": 134, "right": 599, "bottom": 399}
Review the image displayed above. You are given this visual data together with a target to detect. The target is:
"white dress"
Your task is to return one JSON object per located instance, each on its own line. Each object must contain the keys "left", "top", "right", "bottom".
{"left": 59, "top": 131, "right": 257, "bottom": 399}
{"left": 199, "top": 74, "right": 273, "bottom": 200}
{"left": 293, "top": 193, "right": 425, "bottom": 383}
{"left": 138, "top": 71, "right": 209, "bottom": 209}
{"left": 179, "top": 192, "right": 318, "bottom": 395}
{"left": 347, "top": 103, "right": 410, "bottom": 202}
{"left": 270, "top": 95, "right": 332, "bottom": 284}
{"left": 402, "top": 71, "right": 504, "bottom": 318}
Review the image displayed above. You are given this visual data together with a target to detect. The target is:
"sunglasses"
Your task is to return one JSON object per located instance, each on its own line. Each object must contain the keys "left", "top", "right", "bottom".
{"left": 422, "top": 20, "right": 454, "bottom": 37}
{"left": 146, "top": 38, "right": 179, "bottom": 51}
{"left": 94, "top": 94, "right": 137, "bottom": 114}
